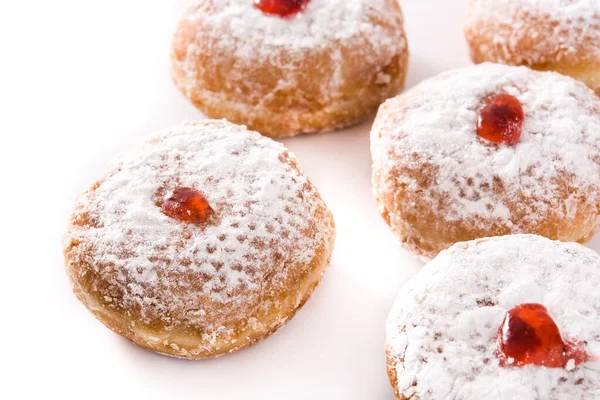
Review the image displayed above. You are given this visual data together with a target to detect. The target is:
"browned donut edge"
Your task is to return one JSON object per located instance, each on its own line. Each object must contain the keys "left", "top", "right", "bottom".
{"left": 64, "top": 226, "right": 335, "bottom": 359}
{"left": 465, "top": 5, "right": 600, "bottom": 96}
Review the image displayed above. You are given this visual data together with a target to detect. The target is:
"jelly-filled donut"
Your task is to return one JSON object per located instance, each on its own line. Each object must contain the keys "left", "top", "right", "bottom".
{"left": 63, "top": 120, "right": 336, "bottom": 359}
{"left": 386, "top": 235, "right": 600, "bottom": 400}
{"left": 371, "top": 63, "right": 600, "bottom": 260}
{"left": 465, "top": 0, "right": 600, "bottom": 96}
{"left": 170, "top": 0, "right": 409, "bottom": 137}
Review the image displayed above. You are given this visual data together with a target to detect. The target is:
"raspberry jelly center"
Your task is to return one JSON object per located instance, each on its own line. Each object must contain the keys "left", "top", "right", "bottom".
{"left": 477, "top": 94, "right": 524, "bottom": 145}
{"left": 161, "top": 186, "right": 214, "bottom": 224}
{"left": 254, "top": 0, "right": 311, "bottom": 18}
{"left": 496, "top": 303, "right": 588, "bottom": 368}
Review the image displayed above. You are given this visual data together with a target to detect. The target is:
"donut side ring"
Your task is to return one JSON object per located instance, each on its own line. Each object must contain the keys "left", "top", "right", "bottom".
{"left": 386, "top": 347, "right": 404, "bottom": 400}
{"left": 372, "top": 139, "right": 600, "bottom": 259}
{"left": 64, "top": 214, "right": 334, "bottom": 359}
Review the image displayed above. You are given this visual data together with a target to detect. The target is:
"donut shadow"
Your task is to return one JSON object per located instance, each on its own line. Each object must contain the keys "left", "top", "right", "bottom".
{"left": 586, "top": 233, "right": 600, "bottom": 254}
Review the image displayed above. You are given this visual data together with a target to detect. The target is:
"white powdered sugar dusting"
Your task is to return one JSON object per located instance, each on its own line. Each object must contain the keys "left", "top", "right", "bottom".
{"left": 386, "top": 234, "right": 600, "bottom": 399}
{"left": 65, "top": 120, "right": 334, "bottom": 331}
{"left": 175, "top": 0, "right": 407, "bottom": 99}
{"left": 466, "top": 0, "right": 600, "bottom": 63}
{"left": 371, "top": 63, "right": 600, "bottom": 227}
{"left": 181, "top": 0, "right": 401, "bottom": 59}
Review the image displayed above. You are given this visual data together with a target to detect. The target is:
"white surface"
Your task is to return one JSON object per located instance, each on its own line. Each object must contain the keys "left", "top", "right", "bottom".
{"left": 2, "top": 1, "right": 600, "bottom": 399}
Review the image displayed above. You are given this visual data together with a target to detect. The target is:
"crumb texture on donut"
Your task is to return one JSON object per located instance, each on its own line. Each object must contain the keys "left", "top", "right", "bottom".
{"left": 386, "top": 235, "right": 600, "bottom": 400}
{"left": 371, "top": 63, "right": 600, "bottom": 259}
{"left": 170, "top": 0, "right": 409, "bottom": 137}
{"left": 63, "top": 120, "right": 336, "bottom": 359}
{"left": 465, "top": 0, "right": 600, "bottom": 94}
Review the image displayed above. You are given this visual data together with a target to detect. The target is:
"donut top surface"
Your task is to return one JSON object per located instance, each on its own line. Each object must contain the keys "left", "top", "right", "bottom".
{"left": 371, "top": 63, "right": 600, "bottom": 227}
{"left": 180, "top": 0, "right": 404, "bottom": 59}
{"left": 386, "top": 235, "right": 600, "bottom": 399}
{"left": 467, "top": 0, "right": 600, "bottom": 63}
{"left": 64, "top": 120, "right": 333, "bottom": 331}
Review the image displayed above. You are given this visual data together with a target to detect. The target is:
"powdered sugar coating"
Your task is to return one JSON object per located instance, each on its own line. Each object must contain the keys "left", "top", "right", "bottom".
{"left": 180, "top": 0, "right": 399, "bottom": 58}
{"left": 171, "top": 0, "right": 408, "bottom": 136}
{"left": 64, "top": 120, "right": 335, "bottom": 346}
{"left": 371, "top": 63, "right": 600, "bottom": 257}
{"left": 466, "top": 0, "right": 600, "bottom": 64}
{"left": 386, "top": 235, "right": 600, "bottom": 399}
{"left": 177, "top": 0, "right": 405, "bottom": 76}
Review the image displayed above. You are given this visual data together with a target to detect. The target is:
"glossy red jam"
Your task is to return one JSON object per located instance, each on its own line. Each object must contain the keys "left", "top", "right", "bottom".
{"left": 496, "top": 303, "right": 588, "bottom": 368}
{"left": 254, "top": 0, "right": 310, "bottom": 18}
{"left": 161, "top": 187, "right": 213, "bottom": 224}
{"left": 477, "top": 94, "right": 524, "bottom": 145}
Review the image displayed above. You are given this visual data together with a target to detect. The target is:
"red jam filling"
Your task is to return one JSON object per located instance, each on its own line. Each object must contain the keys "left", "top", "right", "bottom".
{"left": 161, "top": 187, "right": 214, "bottom": 224}
{"left": 477, "top": 94, "right": 524, "bottom": 145}
{"left": 254, "top": 0, "right": 311, "bottom": 18}
{"left": 496, "top": 303, "right": 588, "bottom": 368}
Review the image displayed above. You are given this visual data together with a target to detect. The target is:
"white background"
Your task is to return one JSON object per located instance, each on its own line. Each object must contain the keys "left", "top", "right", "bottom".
{"left": 3, "top": 1, "right": 600, "bottom": 399}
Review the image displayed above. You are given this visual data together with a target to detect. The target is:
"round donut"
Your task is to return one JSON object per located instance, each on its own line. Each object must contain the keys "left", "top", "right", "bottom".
{"left": 465, "top": 0, "right": 600, "bottom": 96}
{"left": 63, "top": 120, "right": 336, "bottom": 359}
{"left": 370, "top": 63, "right": 600, "bottom": 260}
{"left": 386, "top": 234, "right": 600, "bottom": 400}
{"left": 170, "top": 0, "right": 409, "bottom": 138}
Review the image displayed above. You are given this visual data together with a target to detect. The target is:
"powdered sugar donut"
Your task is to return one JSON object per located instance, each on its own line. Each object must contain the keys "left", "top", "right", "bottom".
{"left": 371, "top": 63, "right": 600, "bottom": 260}
{"left": 465, "top": 0, "right": 600, "bottom": 95}
{"left": 63, "top": 120, "right": 336, "bottom": 359}
{"left": 170, "top": 0, "right": 409, "bottom": 137}
{"left": 386, "top": 235, "right": 600, "bottom": 400}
